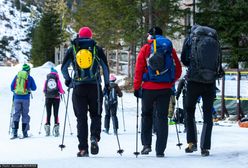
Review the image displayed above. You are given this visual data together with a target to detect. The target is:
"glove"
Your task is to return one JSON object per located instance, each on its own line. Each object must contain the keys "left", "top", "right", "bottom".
{"left": 104, "top": 84, "right": 110, "bottom": 96}
{"left": 134, "top": 89, "right": 142, "bottom": 98}
{"left": 175, "top": 92, "right": 179, "bottom": 100}
{"left": 65, "top": 79, "right": 72, "bottom": 87}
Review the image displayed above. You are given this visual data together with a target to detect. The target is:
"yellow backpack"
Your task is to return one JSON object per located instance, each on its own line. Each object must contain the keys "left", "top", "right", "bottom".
{"left": 72, "top": 38, "right": 100, "bottom": 82}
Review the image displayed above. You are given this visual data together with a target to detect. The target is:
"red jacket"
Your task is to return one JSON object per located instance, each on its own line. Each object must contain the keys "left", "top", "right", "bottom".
{"left": 133, "top": 43, "right": 182, "bottom": 90}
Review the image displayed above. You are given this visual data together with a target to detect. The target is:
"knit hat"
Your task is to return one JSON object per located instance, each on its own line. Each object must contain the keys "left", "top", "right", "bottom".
{"left": 78, "top": 27, "right": 93, "bottom": 38}
{"left": 51, "top": 67, "right": 57, "bottom": 73}
{"left": 148, "top": 26, "right": 163, "bottom": 36}
{"left": 22, "top": 64, "right": 30, "bottom": 71}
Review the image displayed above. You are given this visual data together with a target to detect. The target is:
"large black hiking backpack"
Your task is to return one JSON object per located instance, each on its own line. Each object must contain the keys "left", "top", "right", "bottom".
{"left": 188, "top": 25, "right": 224, "bottom": 83}
{"left": 45, "top": 73, "right": 59, "bottom": 98}
{"left": 72, "top": 38, "right": 100, "bottom": 83}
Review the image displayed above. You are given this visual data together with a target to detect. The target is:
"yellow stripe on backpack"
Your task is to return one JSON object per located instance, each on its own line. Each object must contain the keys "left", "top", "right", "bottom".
{"left": 76, "top": 49, "right": 93, "bottom": 69}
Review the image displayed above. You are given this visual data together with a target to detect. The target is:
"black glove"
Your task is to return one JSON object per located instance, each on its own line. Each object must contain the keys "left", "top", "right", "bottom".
{"left": 134, "top": 89, "right": 142, "bottom": 98}
{"left": 175, "top": 92, "right": 179, "bottom": 100}
{"left": 65, "top": 79, "right": 72, "bottom": 87}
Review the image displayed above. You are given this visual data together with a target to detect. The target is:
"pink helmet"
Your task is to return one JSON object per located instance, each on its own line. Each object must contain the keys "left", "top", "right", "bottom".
{"left": 110, "top": 74, "right": 116, "bottom": 82}
{"left": 78, "top": 27, "right": 92, "bottom": 38}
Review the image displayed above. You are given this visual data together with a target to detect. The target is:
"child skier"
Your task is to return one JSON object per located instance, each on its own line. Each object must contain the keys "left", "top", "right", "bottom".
{"left": 103, "top": 74, "right": 123, "bottom": 135}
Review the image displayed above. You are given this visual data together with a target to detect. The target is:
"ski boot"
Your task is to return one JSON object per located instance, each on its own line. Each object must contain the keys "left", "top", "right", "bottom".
{"left": 44, "top": 124, "right": 50, "bottom": 136}
{"left": 53, "top": 124, "right": 60, "bottom": 137}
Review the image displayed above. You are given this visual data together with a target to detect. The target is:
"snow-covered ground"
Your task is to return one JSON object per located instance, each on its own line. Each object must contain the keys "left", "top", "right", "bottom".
{"left": 0, "top": 64, "right": 247, "bottom": 168}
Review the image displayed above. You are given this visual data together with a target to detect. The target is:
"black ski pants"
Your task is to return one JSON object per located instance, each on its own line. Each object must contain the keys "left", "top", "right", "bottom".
{"left": 45, "top": 98, "right": 60, "bottom": 125}
{"left": 104, "top": 101, "right": 118, "bottom": 131}
{"left": 141, "top": 88, "right": 171, "bottom": 155}
{"left": 72, "top": 84, "right": 103, "bottom": 151}
{"left": 185, "top": 81, "right": 215, "bottom": 150}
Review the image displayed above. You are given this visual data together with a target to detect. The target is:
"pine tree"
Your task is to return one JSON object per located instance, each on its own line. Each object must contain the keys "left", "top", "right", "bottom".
{"left": 70, "top": 0, "right": 184, "bottom": 49}
{"left": 196, "top": 0, "right": 248, "bottom": 68}
{"left": 31, "top": 0, "right": 66, "bottom": 66}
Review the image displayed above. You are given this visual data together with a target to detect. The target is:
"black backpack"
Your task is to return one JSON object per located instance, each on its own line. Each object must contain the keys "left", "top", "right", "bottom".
{"left": 188, "top": 25, "right": 224, "bottom": 83}
{"left": 108, "top": 83, "right": 118, "bottom": 105}
{"left": 45, "top": 73, "right": 59, "bottom": 98}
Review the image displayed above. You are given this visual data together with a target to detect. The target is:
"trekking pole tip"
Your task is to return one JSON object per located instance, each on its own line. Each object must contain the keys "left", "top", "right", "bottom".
{"left": 117, "top": 149, "right": 124, "bottom": 155}
{"left": 59, "top": 144, "right": 66, "bottom": 151}
{"left": 133, "top": 152, "right": 140, "bottom": 157}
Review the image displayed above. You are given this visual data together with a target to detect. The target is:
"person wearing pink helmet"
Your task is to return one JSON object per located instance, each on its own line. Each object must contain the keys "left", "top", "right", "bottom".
{"left": 103, "top": 74, "right": 122, "bottom": 135}
{"left": 61, "top": 26, "right": 110, "bottom": 157}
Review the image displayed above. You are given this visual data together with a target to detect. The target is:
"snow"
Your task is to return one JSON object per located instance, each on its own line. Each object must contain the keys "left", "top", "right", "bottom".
{"left": 0, "top": 64, "right": 248, "bottom": 168}
{"left": 0, "top": 0, "right": 37, "bottom": 63}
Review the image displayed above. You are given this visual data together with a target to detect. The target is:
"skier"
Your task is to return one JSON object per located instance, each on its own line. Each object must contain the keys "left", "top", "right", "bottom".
{"left": 10, "top": 64, "right": 37, "bottom": 139}
{"left": 103, "top": 74, "right": 123, "bottom": 135}
{"left": 43, "top": 67, "right": 65, "bottom": 137}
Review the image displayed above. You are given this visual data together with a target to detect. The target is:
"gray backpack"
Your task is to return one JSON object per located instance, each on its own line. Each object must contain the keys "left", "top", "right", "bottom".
{"left": 188, "top": 26, "right": 223, "bottom": 83}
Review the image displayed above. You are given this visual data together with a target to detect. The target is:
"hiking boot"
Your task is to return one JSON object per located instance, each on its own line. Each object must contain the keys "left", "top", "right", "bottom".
{"left": 53, "top": 124, "right": 60, "bottom": 137}
{"left": 77, "top": 150, "right": 89, "bottom": 157}
{"left": 185, "top": 143, "right": 197, "bottom": 153}
{"left": 156, "top": 153, "right": 165, "bottom": 157}
{"left": 141, "top": 145, "right": 152, "bottom": 155}
{"left": 44, "top": 124, "right": 50, "bottom": 136}
{"left": 114, "top": 129, "right": 118, "bottom": 135}
{"left": 103, "top": 129, "right": 109, "bottom": 134}
{"left": 90, "top": 137, "right": 99, "bottom": 155}
{"left": 201, "top": 148, "right": 210, "bottom": 157}
{"left": 23, "top": 131, "right": 28, "bottom": 138}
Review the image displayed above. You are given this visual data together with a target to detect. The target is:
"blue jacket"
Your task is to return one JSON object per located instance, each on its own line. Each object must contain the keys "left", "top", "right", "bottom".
{"left": 11, "top": 74, "right": 37, "bottom": 100}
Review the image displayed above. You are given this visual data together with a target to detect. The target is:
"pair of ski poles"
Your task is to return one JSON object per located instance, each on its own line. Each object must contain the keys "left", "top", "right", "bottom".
{"left": 38, "top": 93, "right": 73, "bottom": 136}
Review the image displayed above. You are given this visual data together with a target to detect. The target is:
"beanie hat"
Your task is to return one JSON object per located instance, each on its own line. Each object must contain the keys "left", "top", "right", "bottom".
{"left": 22, "top": 64, "right": 30, "bottom": 71}
{"left": 51, "top": 67, "right": 57, "bottom": 73}
{"left": 78, "top": 27, "right": 93, "bottom": 38}
{"left": 148, "top": 26, "right": 163, "bottom": 36}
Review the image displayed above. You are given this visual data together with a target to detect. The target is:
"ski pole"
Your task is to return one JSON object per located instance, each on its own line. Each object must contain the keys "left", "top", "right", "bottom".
{"left": 62, "top": 94, "right": 73, "bottom": 135}
{"left": 110, "top": 102, "right": 124, "bottom": 155}
{"left": 115, "top": 131, "right": 124, "bottom": 155}
{"left": 133, "top": 97, "right": 140, "bottom": 157}
{"left": 8, "top": 96, "right": 15, "bottom": 135}
{"left": 121, "top": 97, "right": 126, "bottom": 132}
{"left": 175, "top": 101, "right": 183, "bottom": 149}
{"left": 38, "top": 102, "right": 46, "bottom": 134}
{"left": 59, "top": 87, "right": 71, "bottom": 150}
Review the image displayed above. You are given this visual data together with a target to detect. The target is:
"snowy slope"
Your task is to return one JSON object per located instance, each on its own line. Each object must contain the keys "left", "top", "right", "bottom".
{"left": 0, "top": 64, "right": 248, "bottom": 168}
{"left": 0, "top": 0, "right": 37, "bottom": 63}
